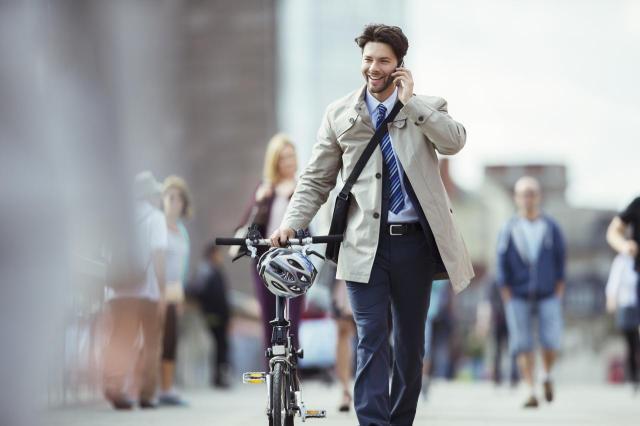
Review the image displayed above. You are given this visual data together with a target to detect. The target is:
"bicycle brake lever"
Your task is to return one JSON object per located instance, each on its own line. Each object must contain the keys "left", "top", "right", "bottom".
{"left": 231, "top": 251, "right": 247, "bottom": 262}
{"left": 302, "top": 247, "right": 325, "bottom": 261}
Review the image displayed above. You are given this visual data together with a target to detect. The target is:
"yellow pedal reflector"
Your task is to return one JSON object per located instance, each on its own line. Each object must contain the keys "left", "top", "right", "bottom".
{"left": 242, "top": 372, "right": 266, "bottom": 384}
{"left": 305, "top": 409, "right": 327, "bottom": 418}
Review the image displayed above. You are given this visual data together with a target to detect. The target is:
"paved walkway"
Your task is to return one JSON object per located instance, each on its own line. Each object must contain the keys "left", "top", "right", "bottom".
{"left": 47, "top": 381, "right": 638, "bottom": 426}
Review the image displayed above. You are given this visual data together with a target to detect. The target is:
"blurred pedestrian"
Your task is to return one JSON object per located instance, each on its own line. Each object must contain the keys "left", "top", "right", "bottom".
{"left": 235, "top": 133, "right": 303, "bottom": 356}
{"left": 421, "top": 279, "right": 449, "bottom": 400}
{"left": 103, "top": 171, "right": 167, "bottom": 410}
{"left": 193, "top": 243, "right": 232, "bottom": 388}
{"left": 487, "top": 280, "right": 519, "bottom": 387}
{"left": 605, "top": 253, "right": 640, "bottom": 391}
{"left": 607, "top": 196, "right": 640, "bottom": 314}
{"left": 497, "top": 176, "right": 566, "bottom": 408}
{"left": 330, "top": 266, "right": 356, "bottom": 412}
{"left": 158, "top": 175, "right": 191, "bottom": 406}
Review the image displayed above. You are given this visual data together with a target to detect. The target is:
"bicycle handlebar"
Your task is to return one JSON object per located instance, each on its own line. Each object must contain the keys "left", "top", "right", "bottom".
{"left": 215, "top": 235, "right": 343, "bottom": 247}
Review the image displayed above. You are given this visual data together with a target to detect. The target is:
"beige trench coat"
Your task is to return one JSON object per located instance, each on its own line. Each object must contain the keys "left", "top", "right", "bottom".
{"left": 282, "top": 85, "right": 474, "bottom": 293}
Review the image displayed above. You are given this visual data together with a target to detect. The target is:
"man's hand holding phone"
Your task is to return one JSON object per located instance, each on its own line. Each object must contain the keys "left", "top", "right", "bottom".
{"left": 392, "top": 64, "right": 414, "bottom": 104}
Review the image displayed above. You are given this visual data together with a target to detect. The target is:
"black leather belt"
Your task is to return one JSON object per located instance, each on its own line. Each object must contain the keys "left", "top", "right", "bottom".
{"left": 387, "top": 222, "right": 422, "bottom": 236}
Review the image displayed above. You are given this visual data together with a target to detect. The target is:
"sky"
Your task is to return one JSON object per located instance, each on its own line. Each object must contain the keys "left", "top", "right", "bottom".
{"left": 406, "top": 0, "right": 640, "bottom": 210}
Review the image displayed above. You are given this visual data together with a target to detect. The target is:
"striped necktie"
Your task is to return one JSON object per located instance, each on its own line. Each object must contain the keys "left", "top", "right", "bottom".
{"left": 375, "top": 103, "right": 405, "bottom": 215}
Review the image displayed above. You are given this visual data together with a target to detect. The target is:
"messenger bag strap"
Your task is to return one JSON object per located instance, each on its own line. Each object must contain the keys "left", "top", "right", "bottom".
{"left": 338, "top": 100, "right": 404, "bottom": 201}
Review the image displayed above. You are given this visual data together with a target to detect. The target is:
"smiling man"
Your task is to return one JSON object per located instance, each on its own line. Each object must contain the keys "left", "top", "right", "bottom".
{"left": 271, "top": 24, "right": 473, "bottom": 425}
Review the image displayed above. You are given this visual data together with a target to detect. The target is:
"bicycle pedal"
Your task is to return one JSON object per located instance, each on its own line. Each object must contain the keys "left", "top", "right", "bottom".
{"left": 242, "top": 371, "right": 266, "bottom": 384}
{"left": 304, "top": 409, "right": 326, "bottom": 418}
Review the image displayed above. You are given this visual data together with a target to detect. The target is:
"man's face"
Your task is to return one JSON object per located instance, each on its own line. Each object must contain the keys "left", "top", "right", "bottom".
{"left": 515, "top": 187, "right": 541, "bottom": 213}
{"left": 361, "top": 42, "right": 399, "bottom": 95}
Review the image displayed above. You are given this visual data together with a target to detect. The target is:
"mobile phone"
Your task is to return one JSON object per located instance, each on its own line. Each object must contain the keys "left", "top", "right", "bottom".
{"left": 395, "top": 60, "right": 405, "bottom": 86}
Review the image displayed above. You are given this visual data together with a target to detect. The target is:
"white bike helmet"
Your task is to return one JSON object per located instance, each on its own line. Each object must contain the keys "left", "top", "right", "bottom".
{"left": 257, "top": 247, "right": 317, "bottom": 298}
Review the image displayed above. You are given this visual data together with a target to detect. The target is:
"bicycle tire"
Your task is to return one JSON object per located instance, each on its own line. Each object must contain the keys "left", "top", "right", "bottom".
{"left": 271, "top": 363, "right": 293, "bottom": 425}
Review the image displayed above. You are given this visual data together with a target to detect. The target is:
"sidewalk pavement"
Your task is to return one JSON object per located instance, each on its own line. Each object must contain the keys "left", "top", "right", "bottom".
{"left": 47, "top": 380, "right": 638, "bottom": 426}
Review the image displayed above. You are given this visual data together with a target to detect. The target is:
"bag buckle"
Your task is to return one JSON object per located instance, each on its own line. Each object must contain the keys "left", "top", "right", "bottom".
{"left": 337, "top": 192, "right": 349, "bottom": 201}
{"left": 389, "top": 224, "right": 404, "bottom": 236}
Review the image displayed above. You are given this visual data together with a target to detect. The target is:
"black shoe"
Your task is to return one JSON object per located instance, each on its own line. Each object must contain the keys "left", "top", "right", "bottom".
{"left": 107, "top": 395, "right": 134, "bottom": 410}
{"left": 523, "top": 395, "right": 539, "bottom": 408}
{"left": 213, "top": 364, "right": 232, "bottom": 389}
{"left": 543, "top": 380, "right": 554, "bottom": 403}
{"left": 214, "top": 379, "right": 231, "bottom": 389}
{"left": 338, "top": 391, "right": 351, "bottom": 412}
{"left": 139, "top": 400, "right": 158, "bottom": 409}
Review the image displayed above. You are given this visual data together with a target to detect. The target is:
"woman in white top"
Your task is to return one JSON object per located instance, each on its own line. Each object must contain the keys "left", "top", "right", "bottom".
{"left": 606, "top": 253, "right": 640, "bottom": 389}
{"left": 159, "top": 175, "right": 192, "bottom": 405}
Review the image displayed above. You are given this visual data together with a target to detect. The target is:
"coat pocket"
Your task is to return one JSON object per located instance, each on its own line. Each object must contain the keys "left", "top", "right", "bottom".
{"left": 335, "top": 113, "right": 359, "bottom": 139}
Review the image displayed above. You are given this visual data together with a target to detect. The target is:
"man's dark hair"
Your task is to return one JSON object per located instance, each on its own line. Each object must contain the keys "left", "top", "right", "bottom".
{"left": 355, "top": 24, "right": 409, "bottom": 65}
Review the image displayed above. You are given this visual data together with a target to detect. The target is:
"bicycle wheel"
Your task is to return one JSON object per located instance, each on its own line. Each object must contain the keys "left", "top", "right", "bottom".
{"left": 270, "top": 363, "right": 294, "bottom": 426}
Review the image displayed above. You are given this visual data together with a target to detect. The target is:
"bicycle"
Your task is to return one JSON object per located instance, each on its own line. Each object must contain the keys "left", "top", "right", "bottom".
{"left": 216, "top": 227, "right": 343, "bottom": 425}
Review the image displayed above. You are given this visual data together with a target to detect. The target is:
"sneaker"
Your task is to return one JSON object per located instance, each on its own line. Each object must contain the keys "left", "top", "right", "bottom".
{"left": 523, "top": 395, "right": 539, "bottom": 408}
{"left": 543, "top": 380, "right": 554, "bottom": 402}
{"left": 158, "top": 393, "right": 188, "bottom": 406}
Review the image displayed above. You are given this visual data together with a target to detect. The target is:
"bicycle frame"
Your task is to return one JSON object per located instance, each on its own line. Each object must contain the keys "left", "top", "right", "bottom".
{"left": 216, "top": 230, "right": 340, "bottom": 423}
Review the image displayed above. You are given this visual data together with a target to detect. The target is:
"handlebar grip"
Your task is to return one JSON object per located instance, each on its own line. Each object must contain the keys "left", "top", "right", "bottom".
{"left": 215, "top": 237, "right": 246, "bottom": 246}
{"left": 311, "top": 235, "right": 343, "bottom": 244}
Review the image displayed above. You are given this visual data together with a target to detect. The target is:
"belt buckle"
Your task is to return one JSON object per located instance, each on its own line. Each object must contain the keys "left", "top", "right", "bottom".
{"left": 389, "top": 224, "right": 404, "bottom": 236}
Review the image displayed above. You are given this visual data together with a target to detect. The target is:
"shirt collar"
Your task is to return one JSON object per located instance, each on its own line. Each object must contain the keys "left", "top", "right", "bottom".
{"left": 365, "top": 87, "right": 398, "bottom": 118}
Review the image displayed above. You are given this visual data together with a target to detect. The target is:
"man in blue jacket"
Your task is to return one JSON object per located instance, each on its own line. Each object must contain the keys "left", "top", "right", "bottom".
{"left": 497, "top": 176, "right": 566, "bottom": 408}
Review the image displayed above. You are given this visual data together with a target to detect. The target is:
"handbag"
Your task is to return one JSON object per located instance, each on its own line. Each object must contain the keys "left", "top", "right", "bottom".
{"left": 325, "top": 100, "right": 404, "bottom": 263}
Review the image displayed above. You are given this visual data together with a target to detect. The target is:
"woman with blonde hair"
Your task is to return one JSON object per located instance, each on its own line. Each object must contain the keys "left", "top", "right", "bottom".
{"left": 158, "top": 175, "right": 191, "bottom": 406}
{"left": 236, "top": 133, "right": 302, "bottom": 355}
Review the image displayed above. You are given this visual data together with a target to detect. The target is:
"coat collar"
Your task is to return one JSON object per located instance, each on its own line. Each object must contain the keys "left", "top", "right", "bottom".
{"left": 350, "top": 85, "right": 407, "bottom": 130}
{"left": 352, "top": 85, "right": 372, "bottom": 129}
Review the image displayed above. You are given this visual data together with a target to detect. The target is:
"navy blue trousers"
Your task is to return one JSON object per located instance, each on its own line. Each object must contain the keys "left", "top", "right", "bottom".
{"left": 347, "top": 229, "right": 435, "bottom": 426}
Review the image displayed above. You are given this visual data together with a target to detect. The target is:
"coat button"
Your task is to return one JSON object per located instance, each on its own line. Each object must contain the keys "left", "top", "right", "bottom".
{"left": 375, "top": 173, "right": 382, "bottom": 179}
{"left": 349, "top": 117, "right": 355, "bottom": 124}
{"left": 418, "top": 115, "right": 425, "bottom": 122}
{"left": 373, "top": 212, "right": 380, "bottom": 219}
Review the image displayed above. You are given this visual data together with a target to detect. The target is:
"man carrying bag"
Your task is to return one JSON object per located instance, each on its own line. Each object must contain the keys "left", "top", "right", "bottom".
{"left": 271, "top": 24, "right": 473, "bottom": 425}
